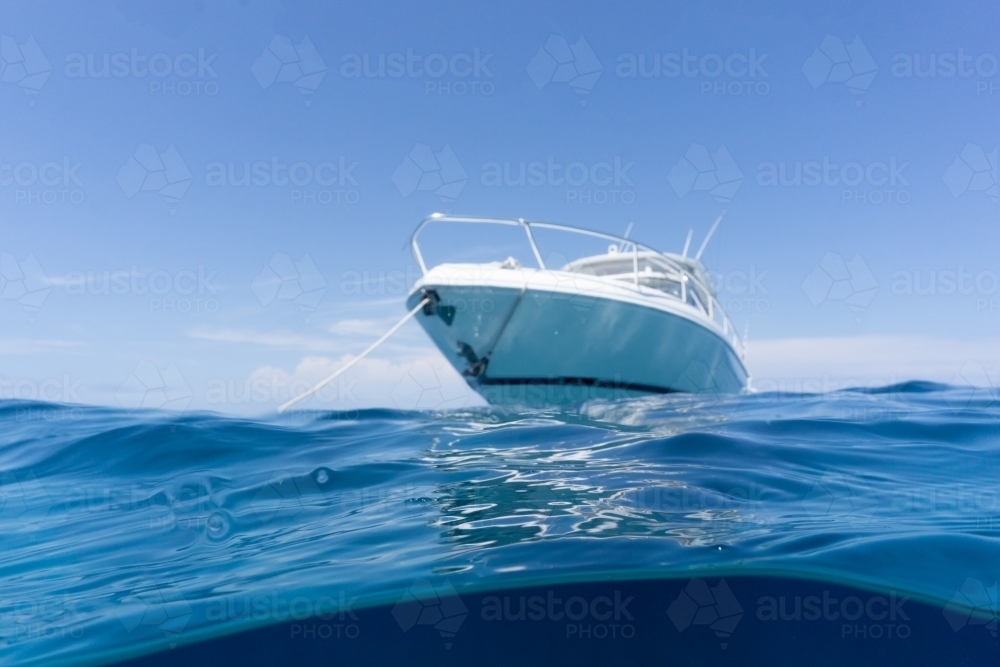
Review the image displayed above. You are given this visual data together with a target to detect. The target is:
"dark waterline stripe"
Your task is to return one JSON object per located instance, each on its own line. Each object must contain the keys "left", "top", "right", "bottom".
{"left": 478, "top": 377, "right": 681, "bottom": 395}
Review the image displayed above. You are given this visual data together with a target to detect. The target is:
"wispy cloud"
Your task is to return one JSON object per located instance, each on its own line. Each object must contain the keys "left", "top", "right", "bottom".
{"left": 328, "top": 317, "right": 401, "bottom": 337}
{"left": 748, "top": 335, "right": 1000, "bottom": 388}
{"left": 241, "top": 353, "right": 481, "bottom": 412}
{"left": 187, "top": 328, "right": 342, "bottom": 350}
{"left": 188, "top": 311, "right": 421, "bottom": 351}
{"left": 0, "top": 339, "right": 84, "bottom": 354}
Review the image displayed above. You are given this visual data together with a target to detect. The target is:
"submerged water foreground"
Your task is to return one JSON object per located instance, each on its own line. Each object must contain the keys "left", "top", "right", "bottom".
{"left": 1, "top": 384, "right": 997, "bottom": 665}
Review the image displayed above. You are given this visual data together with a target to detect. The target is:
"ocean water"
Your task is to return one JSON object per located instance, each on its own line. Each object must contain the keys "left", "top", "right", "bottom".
{"left": 1, "top": 384, "right": 998, "bottom": 666}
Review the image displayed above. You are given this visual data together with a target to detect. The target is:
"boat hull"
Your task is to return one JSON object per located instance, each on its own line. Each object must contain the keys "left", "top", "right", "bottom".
{"left": 407, "top": 269, "right": 748, "bottom": 405}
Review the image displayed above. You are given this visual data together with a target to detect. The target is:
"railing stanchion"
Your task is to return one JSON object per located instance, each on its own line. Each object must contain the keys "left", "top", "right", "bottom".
{"left": 521, "top": 219, "right": 546, "bottom": 269}
{"left": 632, "top": 243, "right": 639, "bottom": 285}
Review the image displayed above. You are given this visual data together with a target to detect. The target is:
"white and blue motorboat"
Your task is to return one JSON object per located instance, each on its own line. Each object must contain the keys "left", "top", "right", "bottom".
{"left": 404, "top": 214, "right": 748, "bottom": 405}
{"left": 279, "top": 213, "right": 749, "bottom": 412}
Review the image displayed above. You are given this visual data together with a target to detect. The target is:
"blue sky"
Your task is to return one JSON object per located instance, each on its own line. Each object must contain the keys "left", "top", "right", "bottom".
{"left": 1, "top": 0, "right": 998, "bottom": 413}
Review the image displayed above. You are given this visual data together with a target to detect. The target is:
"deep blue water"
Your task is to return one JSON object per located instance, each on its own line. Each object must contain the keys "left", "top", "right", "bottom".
{"left": 1, "top": 384, "right": 998, "bottom": 666}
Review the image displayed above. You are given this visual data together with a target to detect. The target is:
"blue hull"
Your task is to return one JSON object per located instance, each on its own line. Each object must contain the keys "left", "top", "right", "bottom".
{"left": 408, "top": 284, "right": 748, "bottom": 405}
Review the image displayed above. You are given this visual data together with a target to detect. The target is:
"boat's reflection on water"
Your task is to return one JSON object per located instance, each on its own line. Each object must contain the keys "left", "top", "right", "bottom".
{"left": 428, "top": 446, "right": 764, "bottom": 550}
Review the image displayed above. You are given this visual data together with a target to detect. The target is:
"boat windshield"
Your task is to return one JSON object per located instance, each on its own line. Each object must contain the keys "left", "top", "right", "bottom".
{"left": 561, "top": 254, "right": 710, "bottom": 314}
